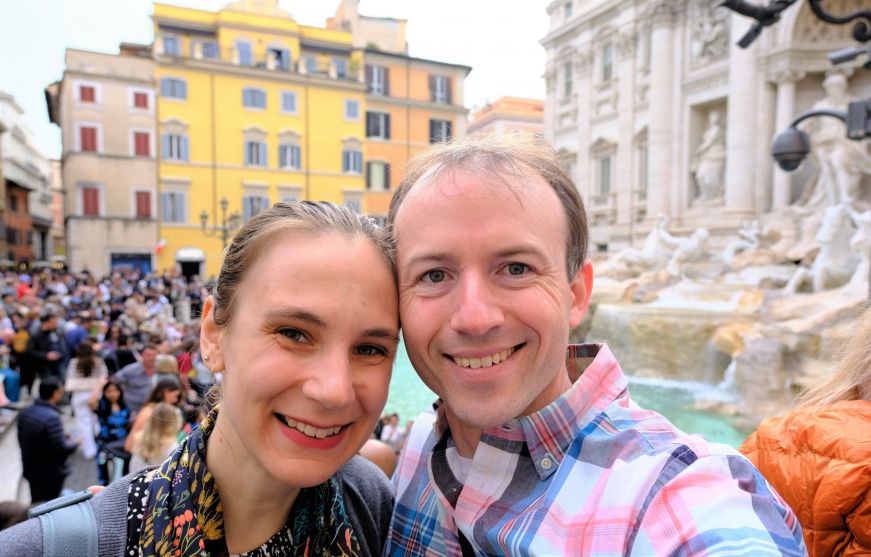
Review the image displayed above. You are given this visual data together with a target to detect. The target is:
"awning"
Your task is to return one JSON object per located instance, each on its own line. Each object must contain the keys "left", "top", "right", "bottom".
{"left": 175, "top": 247, "right": 205, "bottom": 262}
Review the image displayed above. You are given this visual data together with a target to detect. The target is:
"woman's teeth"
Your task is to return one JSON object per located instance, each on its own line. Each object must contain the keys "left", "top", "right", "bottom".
{"left": 277, "top": 415, "right": 342, "bottom": 438}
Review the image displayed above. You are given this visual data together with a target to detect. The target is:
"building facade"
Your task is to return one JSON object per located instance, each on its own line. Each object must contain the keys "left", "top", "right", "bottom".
{"left": 467, "top": 96, "right": 544, "bottom": 136}
{"left": 0, "top": 92, "right": 52, "bottom": 268}
{"left": 46, "top": 47, "right": 158, "bottom": 276}
{"left": 542, "top": 0, "right": 871, "bottom": 252}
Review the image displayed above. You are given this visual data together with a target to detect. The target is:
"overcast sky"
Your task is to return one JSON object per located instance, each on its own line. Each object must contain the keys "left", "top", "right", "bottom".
{"left": 0, "top": 0, "right": 550, "bottom": 159}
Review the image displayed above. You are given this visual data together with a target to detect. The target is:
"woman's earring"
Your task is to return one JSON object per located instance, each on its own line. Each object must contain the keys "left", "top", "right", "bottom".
{"left": 203, "top": 355, "right": 209, "bottom": 361}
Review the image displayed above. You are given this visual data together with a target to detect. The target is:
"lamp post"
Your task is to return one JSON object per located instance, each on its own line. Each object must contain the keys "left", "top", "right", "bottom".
{"left": 200, "top": 196, "right": 241, "bottom": 251}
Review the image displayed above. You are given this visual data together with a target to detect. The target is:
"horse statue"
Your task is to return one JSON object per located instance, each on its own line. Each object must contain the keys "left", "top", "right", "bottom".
{"left": 783, "top": 203, "right": 859, "bottom": 294}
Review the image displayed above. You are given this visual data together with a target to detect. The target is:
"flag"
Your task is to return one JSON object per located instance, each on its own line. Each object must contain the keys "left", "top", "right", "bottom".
{"left": 155, "top": 238, "right": 167, "bottom": 255}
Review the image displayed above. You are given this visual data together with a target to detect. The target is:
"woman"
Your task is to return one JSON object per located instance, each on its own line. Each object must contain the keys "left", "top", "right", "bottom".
{"left": 122, "top": 376, "right": 183, "bottom": 453}
{"left": 65, "top": 340, "right": 108, "bottom": 459}
{"left": 128, "top": 402, "right": 182, "bottom": 473}
{"left": 89, "top": 379, "right": 131, "bottom": 485}
{"left": 740, "top": 307, "right": 871, "bottom": 556}
{"left": 0, "top": 201, "right": 398, "bottom": 556}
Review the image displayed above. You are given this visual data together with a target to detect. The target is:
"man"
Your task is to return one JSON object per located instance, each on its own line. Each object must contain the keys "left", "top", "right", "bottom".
{"left": 385, "top": 135, "right": 805, "bottom": 555}
{"left": 112, "top": 344, "right": 161, "bottom": 416}
{"left": 17, "top": 380, "right": 78, "bottom": 502}
{"left": 63, "top": 311, "right": 89, "bottom": 355}
{"left": 24, "top": 311, "right": 65, "bottom": 383}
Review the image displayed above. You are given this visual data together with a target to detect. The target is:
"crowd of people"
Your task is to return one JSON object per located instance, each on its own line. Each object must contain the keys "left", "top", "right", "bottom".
{"left": 0, "top": 133, "right": 867, "bottom": 556}
{"left": 0, "top": 267, "right": 212, "bottom": 500}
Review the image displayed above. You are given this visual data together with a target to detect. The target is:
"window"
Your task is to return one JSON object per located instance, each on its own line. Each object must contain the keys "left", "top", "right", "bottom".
{"left": 160, "top": 78, "right": 187, "bottom": 100}
{"left": 243, "top": 195, "right": 270, "bottom": 222}
{"left": 564, "top": 1, "right": 573, "bottom": 18}
{"left": 133, "top": 131, "right": 151, "bottom": 157}
{"left": 344, "top": 194, "right": 362, "bottom": 214}
{"left": 161, "top": 192, "right": 187, "bottom": 223}
{"left": 162, "top": 133, "right": 189, "bottom": 161}
{"left": 342, "top": 149, "right": 362, "bottom": 174}
{"left": 245, "top": 141, "right": 267, "bottom": 167}
{"left": 333, "top": 58, "right": 348, "bottom": 78}
{"left": 82, "top": 187, "right": 100, "bottom": 216}
{"left": 365, "top": 111, "right": 390, "bottom": 139}
{"left": 135, "top": 191, "right": 152, "bottom": 219}
{"left": 236, "top": 40, "right": 252, "bottom": 66}
{"left": 279, "top": 144, "right": 301, "bottom": 170}
{"left": 163, "top": 35, "right": 180, "bottom": 56}
{"left": 366, "top": 65, "right": 389, "bottom": 96}
{"left": 242, "top": 87, "right": 267, "bottom": 109}
{"left": 9, "top": 195, "right": 18, "bottom": 212}
{"left": 281, "top": 91, "right": 298, "bottom": 114}
{"left": 430, "top": 75, "right": 451, "bottom": 104}
{"left": 202, "top": 41, "right": 219, "bottom": 59}
{"left": 80, "top": 126, "right": 98, "bottom": 152}
{"left": 429, "top": 119, "right": 452, "bottom": 143}
{"left": 279, "top": 186, "right": 302, "bottom": 204}
{"left": 602, "top": 43, "right": 614, "bottom": 82}
{"left": 564, "top": 62, "right": 573, "bottom": 97}
{"left": 305, "top": 56, "right": 318, "bottom": 74}
{"left": 345, "top": 99, "right": 360, "bottom": 121}
{"left": 268, "top": 47, "right": 291, "bottom": 70}
{"left": 598, "top": 156, "right": 612, "bottom": 194}
{"left": 79, "top": 86, "right": 96, "bottom": 103}
{"left": 133, "top": 92, "right": 149, "bottom": 109}
{"left": 366, "top": 161, "right": 390, "bottom": 192}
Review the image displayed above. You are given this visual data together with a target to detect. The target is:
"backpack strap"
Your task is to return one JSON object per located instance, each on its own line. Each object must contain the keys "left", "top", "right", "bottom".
{"left": 31, "top": 492, "right": 98, "bottom": 557}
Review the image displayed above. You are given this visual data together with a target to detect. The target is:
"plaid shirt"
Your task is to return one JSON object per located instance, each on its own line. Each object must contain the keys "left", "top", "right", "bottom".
{"left": 386, "top": 344, "right": 806, "bottom": 556}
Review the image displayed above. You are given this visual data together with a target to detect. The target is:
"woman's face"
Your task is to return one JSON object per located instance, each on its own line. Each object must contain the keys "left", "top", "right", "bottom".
{"left": 104, "top": 383, "right": 121, "bottom": 403}
{"left": 203, "top": 230, "right": 399, "bottom": 488}
{"left": 163, "top": 388, "right": 181, "bottom": 405}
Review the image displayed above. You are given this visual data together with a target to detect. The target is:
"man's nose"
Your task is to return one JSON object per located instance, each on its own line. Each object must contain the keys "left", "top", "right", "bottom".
{"left": 449, "top": 274, "right": 504, "bottom": 336}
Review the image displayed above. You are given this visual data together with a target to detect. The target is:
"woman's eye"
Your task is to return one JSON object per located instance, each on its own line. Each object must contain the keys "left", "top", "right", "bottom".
{"left": 279, "top": 328, "right": 308, "bottom": 343}
{"left": 506, "top": 263, "right": 529, "bottom": 276}
{"left": 355, "top": 344, "right": 388, "bottom": 358}
{"left": 422, "top": 269, "right": 446, "bottom": 283}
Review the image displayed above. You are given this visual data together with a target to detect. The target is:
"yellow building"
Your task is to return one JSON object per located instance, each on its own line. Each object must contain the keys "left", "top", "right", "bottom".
{"left": 152, "top": 0, "right": 470, "bottom": 275}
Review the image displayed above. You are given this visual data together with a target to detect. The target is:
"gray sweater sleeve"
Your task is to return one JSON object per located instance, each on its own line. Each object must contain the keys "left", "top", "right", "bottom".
{"left": 338, "top": 455, "right": 395, "bottom": 557}
{"left": 0, "top": 474, "right": 132, "bottom": 557}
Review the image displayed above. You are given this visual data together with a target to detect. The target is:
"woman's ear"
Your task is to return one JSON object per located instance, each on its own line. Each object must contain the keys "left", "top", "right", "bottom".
{"left": 199, "top": 295, "right": 224, "bottom": 371}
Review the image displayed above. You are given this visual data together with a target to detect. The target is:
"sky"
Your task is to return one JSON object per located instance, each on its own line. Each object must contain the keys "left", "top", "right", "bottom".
{"left": 0, "top": 0, "right": 550, "bottom": 159}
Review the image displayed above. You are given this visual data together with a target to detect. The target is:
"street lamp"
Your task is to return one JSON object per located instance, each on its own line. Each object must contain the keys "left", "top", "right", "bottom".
{"left": 200, "top": 196, "right": 241, "bottom": 250}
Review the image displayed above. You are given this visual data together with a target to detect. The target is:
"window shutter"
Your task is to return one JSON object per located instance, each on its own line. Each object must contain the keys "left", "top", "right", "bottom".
{"left": 383, "top": 67, "right": 390, "bottom": 96}
{"left": 365, "top": 161, "right": 371, "bottom": 188}
{"left": 366, "top": 112, "right": 373, "bottom": 136}
{"left": 83, "top": 188, "right": 99, "bottom": 216}
{"left": 181, "top": 136, "right": 189, "bottom": 161}
{"left": 180, "top": 80, "right": 187, "bottom": 99}
{"left": 160, "top": 79, "right": 168, "bottom": 97}
{"left": 385, "top": 163, "right": 391, "bottom": 190}
{"left": 259, "top": 143, "right": 267, "bottom": 166}
{"left": 365, "top": 65, "right": 373, "bottom": 92}
{"left": 446, "top": 78, "right": 453, "bottom": 104}
{"left": 279, "top": 145, "right": 287, "bottom": 168}
{"left": 428, "top": 75, "right": 435, "bottom": 102}
{"left": 429, "top": 120, "right": 436, "bottom": 143}
{"left": 385, "top": 114, "right": 391, "bottom": 139}
{"left": 446, "top": 121, "right": 453, "bottom": 141}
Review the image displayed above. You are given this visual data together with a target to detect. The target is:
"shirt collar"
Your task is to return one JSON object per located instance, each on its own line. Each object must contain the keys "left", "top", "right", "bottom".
{"left": 432, "top": 343, "right": 629, "bottom": 480}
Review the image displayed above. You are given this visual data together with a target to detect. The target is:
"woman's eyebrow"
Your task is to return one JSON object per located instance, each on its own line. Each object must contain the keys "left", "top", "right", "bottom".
{"left": 362, "top": 328, "right": 400, "bottom": 343}
{"left": 261, "top": 307, "right": 326, "bottom": 328}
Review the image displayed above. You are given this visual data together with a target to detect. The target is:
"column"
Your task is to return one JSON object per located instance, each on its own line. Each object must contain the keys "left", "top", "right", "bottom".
{"left": 770, "top": 70, "right": 805, "bottom": 208}
{"left": 574, "top": 49, "right": 594, "bottom": 204}
{"left": 616, "top": 31, "right": 637, "bottom": 226}
{"left": 646, "top": 0, "right": 676, "bottom": 220}
{"left": 724, "top": 13, "right": 759, "bottom": 215}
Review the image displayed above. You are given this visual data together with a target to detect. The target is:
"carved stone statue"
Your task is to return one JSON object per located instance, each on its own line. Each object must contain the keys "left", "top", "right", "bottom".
{"left": 691, "top": 110, "right": 727, "bottom": 205}
{"left": 661, "top": 227, "right": 711, "bottom": 277}
{"left": 799, "top": 74, "right": 871, "bottom": 208}
{"left": 599, "top": 215, "right": 674, "bottom": 279}
{"left": 723, "top": 220, "right": 761, "bottom": 264}
{"left": 783, "top": 203, "right": 859, "bottom": 294}
{"left": 690, "top": 2, "right": 728, "bottom": 64}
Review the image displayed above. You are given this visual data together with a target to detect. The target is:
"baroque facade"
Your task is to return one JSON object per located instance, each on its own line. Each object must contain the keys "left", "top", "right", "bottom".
{"left": 542, "top": 0, "right": 871, "bottom": 252}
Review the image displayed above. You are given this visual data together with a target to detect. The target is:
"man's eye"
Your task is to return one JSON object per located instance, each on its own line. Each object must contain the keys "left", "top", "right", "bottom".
{"left": 423, "top": 270, "right": 446, "bottom": 283}
{"left": 506, "top": 263, "right": 529, "bottom": 276}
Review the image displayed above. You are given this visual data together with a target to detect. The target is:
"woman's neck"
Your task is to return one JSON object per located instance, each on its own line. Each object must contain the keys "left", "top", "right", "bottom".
{"left": 206, "top": 412, "right": 300, "bottom": 554}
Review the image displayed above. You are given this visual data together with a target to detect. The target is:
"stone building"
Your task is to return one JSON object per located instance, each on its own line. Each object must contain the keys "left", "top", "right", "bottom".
{"left": 45, "top": 46, "right": 158, "bottom": 276}
{"left": 0, "top": 92, "right": 52, "bottom": 267}
{"left": 542, "top": 0, "right": 871, "bottom": 252}
{"left": 467, "top": 96, "right": 544, "bottom": 137}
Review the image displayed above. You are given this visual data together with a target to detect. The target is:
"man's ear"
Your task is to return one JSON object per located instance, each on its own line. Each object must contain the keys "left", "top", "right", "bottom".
{"left": 199, "top": 295, "right": 224, "bottom": 371}
{"left": 568, "top": 261, "right": 594, "bottom": 328}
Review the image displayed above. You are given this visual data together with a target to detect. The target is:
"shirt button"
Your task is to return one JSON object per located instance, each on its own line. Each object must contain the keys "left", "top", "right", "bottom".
{"left": 541, "top": 457, "right": 553, "bottom": 470}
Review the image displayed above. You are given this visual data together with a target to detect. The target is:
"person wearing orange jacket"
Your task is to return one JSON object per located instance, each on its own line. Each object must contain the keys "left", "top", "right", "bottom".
{"left": 740, "top": 306, "right": 871, "bottom": 556}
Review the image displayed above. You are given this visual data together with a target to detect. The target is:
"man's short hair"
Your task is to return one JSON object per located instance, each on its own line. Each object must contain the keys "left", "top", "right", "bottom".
{"left": 387, "top": 133, "right": 588, "bottom": 278}
{"left": 38, "top": 379, "right": 62, "bottom": 401}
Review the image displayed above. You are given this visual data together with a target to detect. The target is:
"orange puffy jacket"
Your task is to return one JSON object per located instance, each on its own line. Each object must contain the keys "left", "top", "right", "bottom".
{"left": 740, "top": 400, "right": 871, "bottom": 556}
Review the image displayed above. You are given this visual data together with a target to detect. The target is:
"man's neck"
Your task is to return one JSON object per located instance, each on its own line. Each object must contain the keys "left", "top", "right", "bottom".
{"left": 444, "top": 411, "right": 482, "bottom": 459}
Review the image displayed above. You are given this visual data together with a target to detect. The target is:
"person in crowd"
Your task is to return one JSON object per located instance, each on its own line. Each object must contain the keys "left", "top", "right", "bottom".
{"left": 89, "top": 379, "right": 131, "bottom": 485}
{"left": 383, "top": 134, "right": 805, "bottom": 555}
{"left": 128, "top": 402, "right": 183, "bottom": 473}
{"left": 16, "top": 379, "right": 78, "bottom": 503}
{"left": 741, "top": 306, "right": 871, "bottom": 556}
{"left": 24, "top": 311, "right": 66, "bottom": 384}
{"left": 359, "top": 438, "right": 399, "bottom": 478}
{"left": 123, "top": 378, "right": 183, "bottom": 453}
{"left": 111, "top": 333, "right": 138, "bottom": 373}
{"left": 379, "top": 412, "right": 404, "bottom": 453}
{"left": 0, "top": 201, "right": 398, "bottom": 556}
{"left": 111, "top": 344, "right": 159, "bottom": 416}
{"left": 64, "top": 339, "right": 107, "bottom": 459}
{"left": 63, "top": 311, "right": 89, "bottom": 356}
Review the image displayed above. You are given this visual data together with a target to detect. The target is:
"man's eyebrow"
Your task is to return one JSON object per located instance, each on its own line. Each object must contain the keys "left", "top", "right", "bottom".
{"left": 261, "top": 308, "right": 327, "bottom": 328}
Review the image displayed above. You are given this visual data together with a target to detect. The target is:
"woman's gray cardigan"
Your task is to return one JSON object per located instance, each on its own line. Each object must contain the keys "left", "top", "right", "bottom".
{"left": 0, "top": 455, "right": 394, "bottom": 557}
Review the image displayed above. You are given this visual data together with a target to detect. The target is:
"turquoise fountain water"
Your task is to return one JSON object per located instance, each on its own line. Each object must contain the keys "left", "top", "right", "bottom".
{"left": 383, "top": 341, "right": 751, "bottom": 448}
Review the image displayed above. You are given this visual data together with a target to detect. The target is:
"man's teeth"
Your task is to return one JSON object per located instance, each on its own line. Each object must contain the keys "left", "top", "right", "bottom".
{"left": 280, "top": 416, "right": 342, "bottom": 439}
{"left": 453, "top": 348, "right": 515, "bottom": 369}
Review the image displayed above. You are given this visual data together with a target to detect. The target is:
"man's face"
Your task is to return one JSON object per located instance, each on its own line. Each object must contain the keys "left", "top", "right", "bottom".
{"left": 394, "top": 168, "right": 592, "bottom": 433}
{"left": 141, "top": 348, "right": 157, "bottom": 369}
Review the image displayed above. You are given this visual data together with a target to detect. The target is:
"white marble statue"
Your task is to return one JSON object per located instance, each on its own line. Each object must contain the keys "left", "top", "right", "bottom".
{"left": 690, "top": 2, "right": 728, "bottom": 64}
{"left": 846, "top": 209, "right": 871, "bottom": 290}
{"left": 691, "top": 110, "right": 727, "bottom": 204}
{"left": 662, "top": 227, "right": 711, "bottom": 277}
{"left": 783, "top": 203, "right": 859, "bottom": 293}
{"left": 799, "top": 74, "right": 871, "bottom": 208}
{"left": 599, "top": 215, "right": 674, "bottom": 278}
{"left": 723, "top": 220, "right": 761, "bottom": 264}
